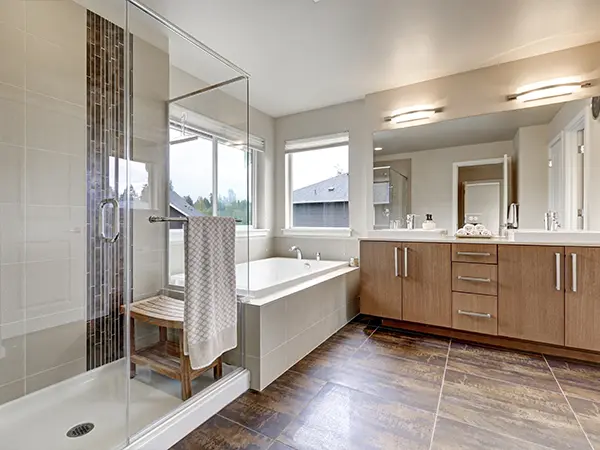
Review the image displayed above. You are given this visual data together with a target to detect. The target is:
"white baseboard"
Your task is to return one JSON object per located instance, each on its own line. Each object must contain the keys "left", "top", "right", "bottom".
{"left": 125, "top": 368, "right": 250, "bottom": 450}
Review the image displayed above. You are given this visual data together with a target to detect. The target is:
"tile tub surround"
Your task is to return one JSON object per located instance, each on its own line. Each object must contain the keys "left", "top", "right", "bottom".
{"left": 240, "top": 267, "right": 359, "bottom": 391}
{"left": 172, "top": 317, "right": 600, "bottom": 450}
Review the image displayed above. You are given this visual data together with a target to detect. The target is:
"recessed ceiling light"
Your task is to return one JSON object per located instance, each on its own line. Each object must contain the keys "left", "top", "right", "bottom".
{"left": 374, "top": 147, "right": 383, "bottom": 151}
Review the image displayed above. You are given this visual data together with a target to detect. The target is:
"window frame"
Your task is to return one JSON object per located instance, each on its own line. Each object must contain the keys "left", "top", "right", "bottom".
{"left": 284, "top": 133, "right": 351, "bottom": 236}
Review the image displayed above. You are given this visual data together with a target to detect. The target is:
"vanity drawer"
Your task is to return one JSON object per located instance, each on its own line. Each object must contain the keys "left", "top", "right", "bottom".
{"left": 452, "top": 244, "right": 497, "bottom": 264}
{"left": 452, "top": 293, "right": 498, "bottom": 335}
{"left": 452, "top": 262, "right": 497, "bottom": 296}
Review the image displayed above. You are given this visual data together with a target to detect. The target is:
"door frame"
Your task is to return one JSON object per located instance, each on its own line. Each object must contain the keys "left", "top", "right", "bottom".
{"left": 451, "top": 157, "right": 506, "bottom": 233}
{"left": 562, "top": 109, "right": 587, "bottom": 229}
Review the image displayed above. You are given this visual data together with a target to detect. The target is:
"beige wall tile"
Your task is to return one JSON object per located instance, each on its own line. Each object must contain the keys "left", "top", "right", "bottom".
{"left": 0, "top": 204, "right": 25, "bottom": 265}
{"left": 25, "top": 206, "right": 85, "bottom": 263}
{"left": 0, "top": 379, "right": 25, "bottom": 406}
{"left": 0, "top": 143, "right": 24, "bottom": 203}
{"left": 0, "top": 83, "right": 25, "bottom": 147}
{"left": 25, "top": 149, "right": 85, "bottom": 207}
{"left": 25, "top": 320, "right": 86, "bottom": 376}
{"left": 25, "top": 34, "right": 85, "bottom": 106}
{"left": 25, "top": 259, "right": 84, "bottom": 319}
{"left": 25, "top": 0, "right": 85, "bottom": 49}
{"left": 0, "top": 329, "right": 25, "bottom": 386}
{"left": 25, "top": 357, "right": 85, "bottom": 394}
{"left": 0, "top": 0, "right": 25, "bottom": 30}
{"left": 260, "top": 343, "right": 289, "bottom": 390}
{"left": 243, "top": 304, "right": 260, "bottom": 358}
{"left": 25, "top": 92, "right": 85, "bottom": 156}
{"left": 0, "top": 263, "right": 25, "bottom": 324}
{"left": 133, "top": 250, "right": 165, "bottom": 300}
{"left": 0, "top": 24, "right": 25, "bottom": 88}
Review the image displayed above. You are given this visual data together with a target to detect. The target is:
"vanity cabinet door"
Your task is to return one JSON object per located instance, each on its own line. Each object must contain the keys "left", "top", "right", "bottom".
{"left": 565, "top": 247, "right": 600, "bottom": 351}
{"left": 402, "top": 243, "right": 452, "bottom": 327}
{"left": 498, "top": 245, "right": 565, "bottom": 345}
{"left": 360, "top": 241, "right": 403, "bottom": 320}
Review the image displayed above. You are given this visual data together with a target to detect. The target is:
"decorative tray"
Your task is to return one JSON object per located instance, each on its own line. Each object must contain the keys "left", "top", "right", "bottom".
{"left": 454, "top": 235, "right": 494, "bottom": 239}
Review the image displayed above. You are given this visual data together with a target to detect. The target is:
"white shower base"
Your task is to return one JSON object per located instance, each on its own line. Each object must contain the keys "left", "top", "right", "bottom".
{"left": 0, "top": 359, "right": 238, "bottom": 450}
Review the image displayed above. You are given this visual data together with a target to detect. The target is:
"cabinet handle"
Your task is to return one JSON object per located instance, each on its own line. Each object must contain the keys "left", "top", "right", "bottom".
{"left": 456, "top": 251, "right": 491, "bottom": 257}
{"left": 403, "top": 247, "right": 408, "bottom": 278}
{"left": 555, "top": 253, "right": 561, "bottom": 291}
{"left": 394, "top": 247, "right": 399, "bottom": 277}
{"left": 457, "top": 276, "right": 491, "bottom": 283}
{"left": 571, "top": 253, "right": 577, "bottom": 293}
{"left": 458, "top": 310, "right": 492, "bottom": 319}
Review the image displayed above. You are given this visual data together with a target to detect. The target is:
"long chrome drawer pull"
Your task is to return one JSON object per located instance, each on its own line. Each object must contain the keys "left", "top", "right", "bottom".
{"left": 403, "top": 247, "right": 408, "bottom": 278}
{"left": 457, "top": 276, "right": 491, "bottom": 283}
{"left": 458, "top": 310, "right": 492, "bottom": 319}
{"left": 571, "top": 253, "right": 577, "bottom": 293}
{"left": 555, "top": 252, "right": 561, "bottom": 291}
{"left": 394, "top": 247, "right": 399, "bottom": 277}
{"left": 456, "top": 251, "right": 491, "bottom": 257}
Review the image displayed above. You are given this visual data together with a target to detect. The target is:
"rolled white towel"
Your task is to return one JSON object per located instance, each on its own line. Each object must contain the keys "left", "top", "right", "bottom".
{"left": 481, "top": 229, "right": 492, "bottom": 237}
{"left": 464, "top": 223, "right": 475, "bottom": 232}
{"left": 474, "top": 224, "right": 486, "bottom": 232}
{"left": 456, "top": 229, "right": 467, "bottom": 237}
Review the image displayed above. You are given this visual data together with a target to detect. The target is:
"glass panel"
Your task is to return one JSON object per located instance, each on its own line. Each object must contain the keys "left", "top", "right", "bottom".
{"left": 290, "top": 145, "right": 349, "bottom": 227}
{"left": 218, "top": 142, "right": 252, "bottom": 225}
{"left": 0, "top": 0, "right": 129, "bottom": 448}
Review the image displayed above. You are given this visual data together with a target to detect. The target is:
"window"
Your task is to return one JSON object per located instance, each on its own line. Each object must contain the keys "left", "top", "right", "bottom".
{"left": 167, "top": 110, "right": 262, "bottom": 287}
{"left": 285, "top": 132, "right": 349, "bottom": 228}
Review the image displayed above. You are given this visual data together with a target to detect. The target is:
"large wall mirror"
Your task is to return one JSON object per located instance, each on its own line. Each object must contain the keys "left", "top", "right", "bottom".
{"left": 373, "top": 96, "right": 600, "bottom": 234}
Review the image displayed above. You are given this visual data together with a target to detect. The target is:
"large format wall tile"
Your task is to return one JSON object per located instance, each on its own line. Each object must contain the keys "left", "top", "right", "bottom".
{"left": 25, "top": 320, "right": 86, "bottom": 376}
{"left": 0, "top": 0, "right": 25, "bottom": 30}
{"left": 0, "top": 380, "right": 24, "bottom": 406}
{"left": 25, "top": 357, "right": 85, "bottom": 394}
{"left": 0, "top": 263, "right": 25, "bottom": 325}
{"left": 24, "top": 0, "right": 85, "bottom": 49}
{"left": 0, "top": 143, "right": 24, "bottom": 203}
{"left": 0, "top": 23, "right": 25, "bottom": 88}
{"left": 0, "top": 330, "right": 25, "bottom": 387}
{"left": 0, "top": 84, "right": 25, "bottom": 147}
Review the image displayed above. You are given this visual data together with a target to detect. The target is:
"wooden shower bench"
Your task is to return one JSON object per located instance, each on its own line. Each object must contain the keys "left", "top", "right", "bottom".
{"left": 121, "top": 295, "right": 222, "bottom": 400}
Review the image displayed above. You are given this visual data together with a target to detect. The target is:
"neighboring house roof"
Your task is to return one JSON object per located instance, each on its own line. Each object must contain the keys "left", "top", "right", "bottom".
{"left": 293, "top": 173, "right": 348, "bottom": 204}
{"left": 170, "top": 190, "right": 204, "bottom": 216}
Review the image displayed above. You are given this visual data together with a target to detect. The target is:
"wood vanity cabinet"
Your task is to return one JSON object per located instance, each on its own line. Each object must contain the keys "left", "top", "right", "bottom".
{"left": 565, "top": 247, "right": 600, "bottom": 352}
{"left": 402, "top": 243, "right": 452, "bottom": 327}
{"left": 498, "top": 245, "right": 565, "bottom": 346}
{"left": 359, "top": 241, "right": 403, "bottom": 320}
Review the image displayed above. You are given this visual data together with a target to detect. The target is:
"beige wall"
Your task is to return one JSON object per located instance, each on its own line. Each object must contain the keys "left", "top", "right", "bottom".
{"left": 515, "top": 124, "right": 549, "bottom": 229}
{"left": 376, "top": 141, "right": 514, "bottom": 231}
{"left": 0, "top": 0, "right": 87, "bottom": 403}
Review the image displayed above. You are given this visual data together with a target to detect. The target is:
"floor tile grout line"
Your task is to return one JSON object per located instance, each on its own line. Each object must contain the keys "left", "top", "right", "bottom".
{"left": 428, "top": 337, "right": 451, "bottom": 450}
{"left": 542, "top": 354, "right": 595, "bottom": 450}
{"left": 215, "top": 413, "right": 279, "bottom": 445}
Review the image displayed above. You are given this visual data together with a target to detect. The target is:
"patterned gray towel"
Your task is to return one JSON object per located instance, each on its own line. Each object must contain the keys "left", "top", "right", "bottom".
{"left": 183, "top": 216, "right": 237, "bottom": 370}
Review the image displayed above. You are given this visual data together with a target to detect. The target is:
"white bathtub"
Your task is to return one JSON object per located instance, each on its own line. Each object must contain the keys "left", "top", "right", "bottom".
{"left": 170, "top": 257, "right": 349, "bottom": 298}
{"left": 236, "top": 257, "right": 349, "bottom": 298}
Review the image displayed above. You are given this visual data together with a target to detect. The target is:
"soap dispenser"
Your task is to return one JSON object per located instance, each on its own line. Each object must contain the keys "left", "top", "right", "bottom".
{"left": 422, "top": 213, "right": 436, "bottom": 230}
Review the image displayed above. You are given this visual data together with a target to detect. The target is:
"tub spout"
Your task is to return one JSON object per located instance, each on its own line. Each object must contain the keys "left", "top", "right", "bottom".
{"left": 289, "top": 246, "right": 303, "bottom": 260}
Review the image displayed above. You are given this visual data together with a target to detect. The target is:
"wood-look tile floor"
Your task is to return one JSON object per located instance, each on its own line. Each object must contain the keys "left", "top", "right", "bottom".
{"left": 171, "top": 317, "right": 600, "bottom": 450}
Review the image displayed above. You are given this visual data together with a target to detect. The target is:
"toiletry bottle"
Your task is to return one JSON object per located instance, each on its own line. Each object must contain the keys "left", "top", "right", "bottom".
{"left": 422, "top": 213, "right": 436, "bottom": 230}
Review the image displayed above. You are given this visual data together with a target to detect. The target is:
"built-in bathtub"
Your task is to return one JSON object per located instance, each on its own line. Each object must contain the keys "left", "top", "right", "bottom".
{"left": 228, "top": 257, "right": 360, "bottom": 391}
{"left": 236, "top": 257, "right": 349, "bottom": 298}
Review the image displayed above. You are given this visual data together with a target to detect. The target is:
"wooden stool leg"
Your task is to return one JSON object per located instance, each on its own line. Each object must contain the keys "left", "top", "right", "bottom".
{"left": 129, "top": 317, "right": 136, "bottom": 378}
{"left": 159, "top": 326, "right": 167, "bottom": 342}
{"left": 214, "top": 356, "right": 223, "bottom": 380}
{"left": 179, "top": 330, "right": 192, "bottom": 401}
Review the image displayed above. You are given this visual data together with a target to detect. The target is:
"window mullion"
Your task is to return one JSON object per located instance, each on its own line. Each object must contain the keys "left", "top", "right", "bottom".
{"left": 212, "top": 137, "right": 218, "bottom": 216}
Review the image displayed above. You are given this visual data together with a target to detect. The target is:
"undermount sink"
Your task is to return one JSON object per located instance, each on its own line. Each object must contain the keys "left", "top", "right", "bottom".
{"left": 510, "top": 229, "right": 600, "bottom": 244}
{"left": 368, "top": 229, "right": 448, "bottom": 240}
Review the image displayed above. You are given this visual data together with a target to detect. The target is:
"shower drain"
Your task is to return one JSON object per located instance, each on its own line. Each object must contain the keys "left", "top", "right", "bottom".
{"left": 66, "top": 423, "right": 95, "bottom": 438}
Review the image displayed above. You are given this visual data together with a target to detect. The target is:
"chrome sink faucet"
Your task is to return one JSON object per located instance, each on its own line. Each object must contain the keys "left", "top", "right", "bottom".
{"left": 289, "top": 246, "right": 303, "bottom": 260}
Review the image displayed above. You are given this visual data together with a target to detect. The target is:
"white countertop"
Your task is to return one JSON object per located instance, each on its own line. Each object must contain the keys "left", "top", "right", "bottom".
{"left": 361, "top": 229, "right": 600, "bottom": 246}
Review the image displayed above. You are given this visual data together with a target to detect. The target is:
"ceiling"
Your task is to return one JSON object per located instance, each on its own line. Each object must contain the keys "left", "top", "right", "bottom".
{"left": 373, "top": 102, "right": 565, "bottom": 155}
{"left": 141, "top": 0, "right": 600, "bottom": 118}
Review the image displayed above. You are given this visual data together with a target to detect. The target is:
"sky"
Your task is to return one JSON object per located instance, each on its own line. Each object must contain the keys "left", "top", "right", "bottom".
{"left": 291, "top": 145, "right": 349, "bottom": 190}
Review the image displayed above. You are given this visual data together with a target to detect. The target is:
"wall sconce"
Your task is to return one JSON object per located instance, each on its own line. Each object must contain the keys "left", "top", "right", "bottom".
{"left": 384, "top": 106, "right": 443, "bottom": 124}
{"left": 507, "top": 79, "right": 591, "bottom": 102}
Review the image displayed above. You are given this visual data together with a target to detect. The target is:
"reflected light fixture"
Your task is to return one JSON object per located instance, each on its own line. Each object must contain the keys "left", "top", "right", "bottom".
{"left": 384, "top": 106, "right": 443, "bottom": 124}
{"left": 374, "top": 147, "right": 383, "bottom": 151}
{"left": 507, "top": 79, "right": 591, "bottom": 102}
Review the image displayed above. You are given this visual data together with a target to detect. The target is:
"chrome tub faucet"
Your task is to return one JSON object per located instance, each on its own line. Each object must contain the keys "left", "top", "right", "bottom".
{"left": 289, "top": 246, "right": 303, "bottom": 260}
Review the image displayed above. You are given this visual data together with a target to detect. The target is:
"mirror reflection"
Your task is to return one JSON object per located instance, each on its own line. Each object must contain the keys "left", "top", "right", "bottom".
{"left": 373, "top": 96, "right": 600, "bottom": 233}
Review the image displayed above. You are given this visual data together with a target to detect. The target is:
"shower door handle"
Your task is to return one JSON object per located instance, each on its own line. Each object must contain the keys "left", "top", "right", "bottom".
{"left": 99, "top": 198, "right": 120, "bottom": 243}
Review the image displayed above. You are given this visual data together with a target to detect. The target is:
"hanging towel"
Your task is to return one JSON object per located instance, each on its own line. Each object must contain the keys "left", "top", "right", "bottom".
{"left": 184, "top": 216, "right": 237, "bottom": 370}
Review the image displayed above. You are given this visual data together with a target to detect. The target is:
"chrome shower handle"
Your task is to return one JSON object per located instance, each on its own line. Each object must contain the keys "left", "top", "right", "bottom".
{"left": 99, "top": 198, "right": 120, "bottom": 243}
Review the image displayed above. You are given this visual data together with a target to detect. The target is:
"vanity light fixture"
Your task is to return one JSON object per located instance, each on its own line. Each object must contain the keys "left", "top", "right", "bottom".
{"left": 374, "top": 147, "right": 383, "bottom": 151}
{"left": 507, "top": 79, "right": 591, "bottom": 102}
{"left": 384, "top": 106, "right": 443, "bottom": 124}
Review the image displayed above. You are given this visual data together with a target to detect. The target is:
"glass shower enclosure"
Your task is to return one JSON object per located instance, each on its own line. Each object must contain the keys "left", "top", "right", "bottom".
{"left": 0, "top": 0, "right": 250, "bottom": 448}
